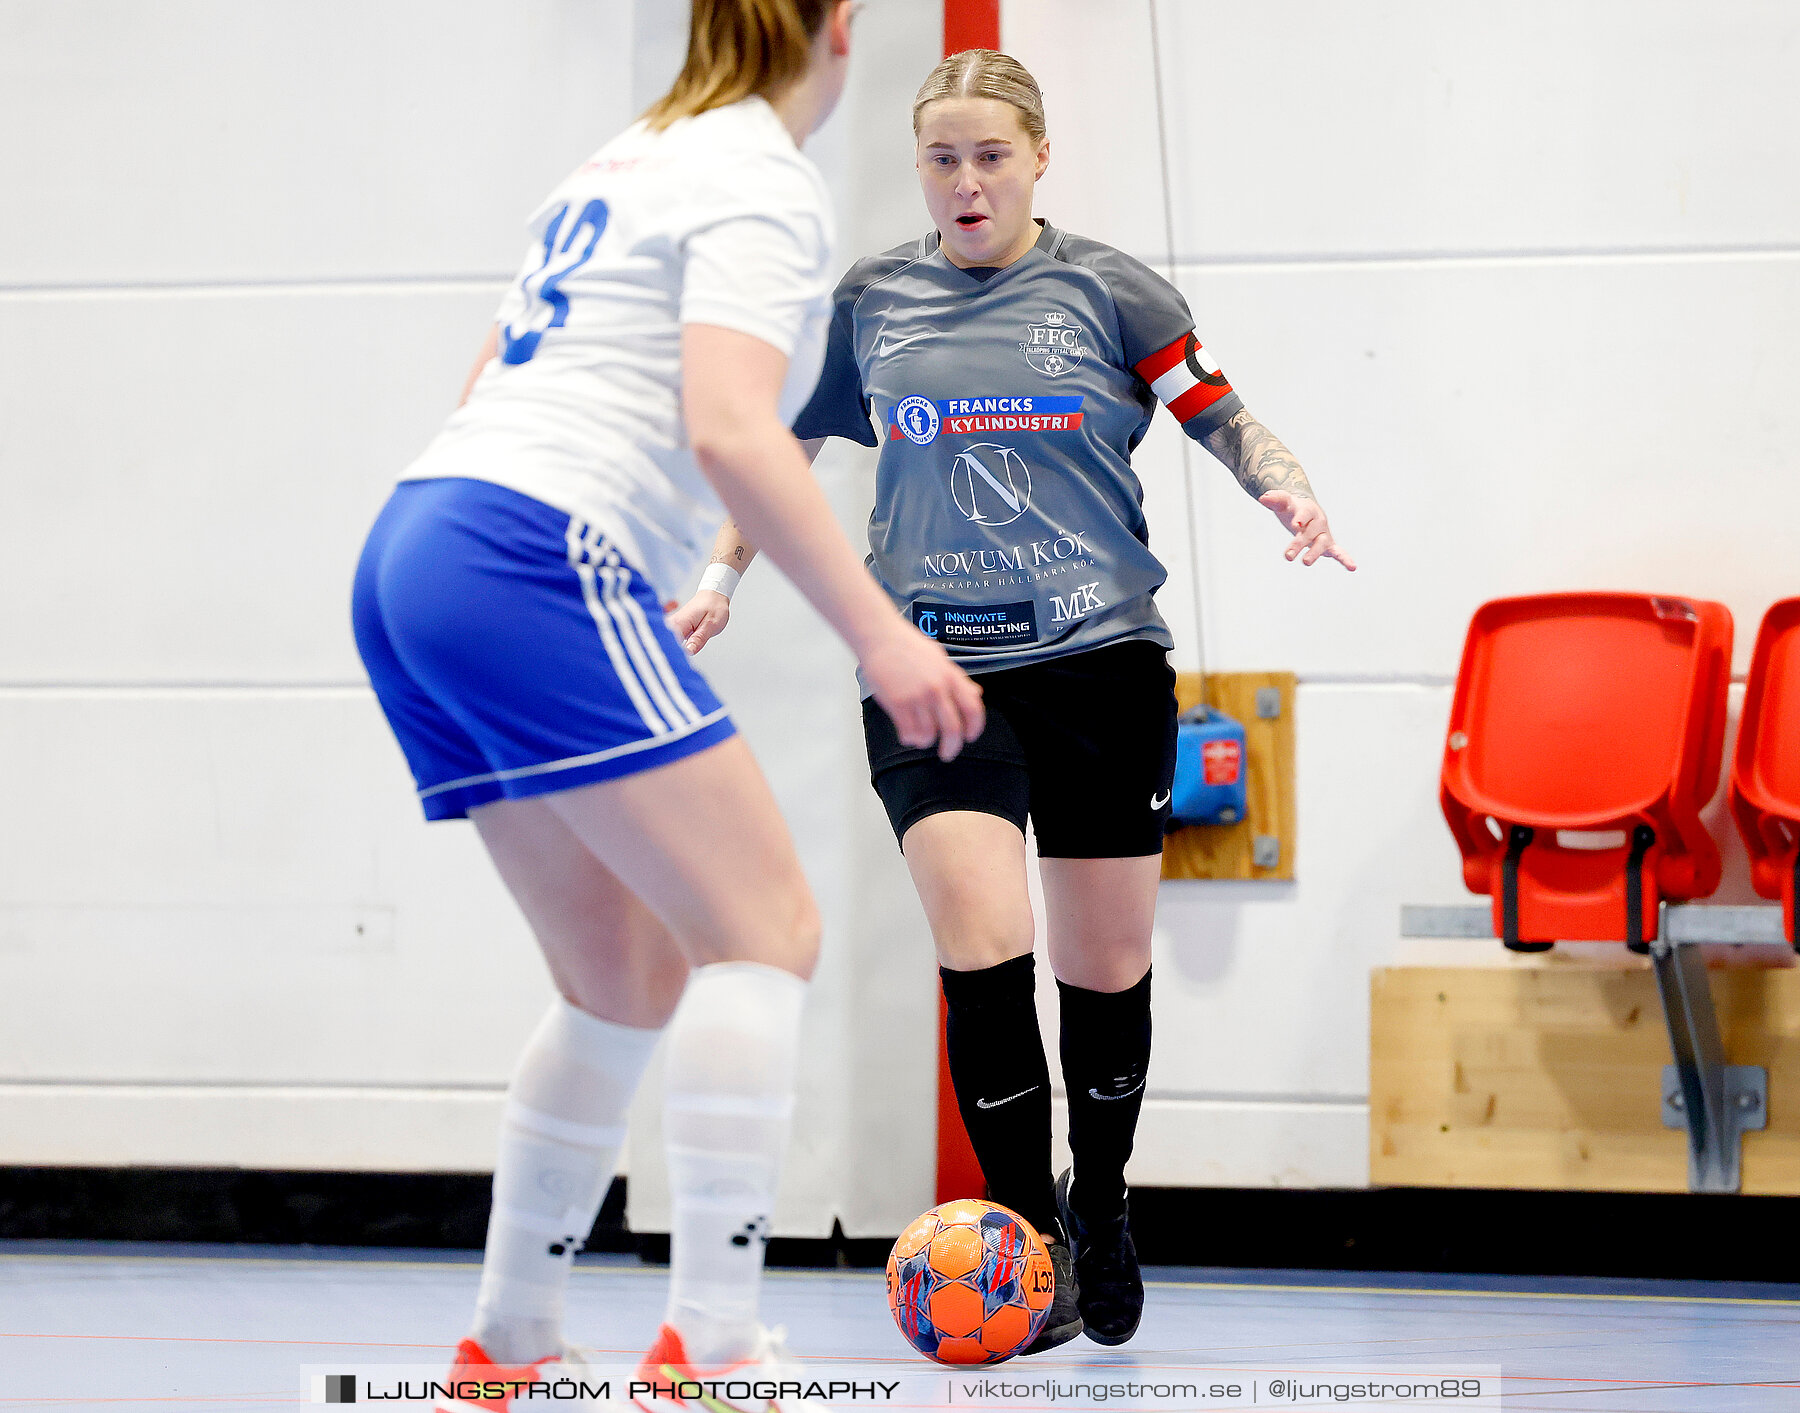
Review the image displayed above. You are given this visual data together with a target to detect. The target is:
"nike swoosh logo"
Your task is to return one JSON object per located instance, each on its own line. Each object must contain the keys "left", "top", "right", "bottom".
{"left": 879, "top": 332, "right": 934, "bottom": 357}
{"left": 1150, "top": 791, "right": 1171, "bottom": 809}
{"left": 1089, "top": 1081, "right": 1145, "bottom": 1102}
{"left": 976, "top": 1086, "right": 1040, "bottom": 1110}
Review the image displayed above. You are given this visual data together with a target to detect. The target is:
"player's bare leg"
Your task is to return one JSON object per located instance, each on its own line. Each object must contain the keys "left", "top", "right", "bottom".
{"left": 535, "top": 737, "right": 819, "bottom": 1383}
{"left": 542, "top": 736, "right": 819, "bottom": 981}
{"left": 1039, "top": 852, "right": 1161, "bottom": 1344}
{"left": 458, "top": 737, "right": 821, "bottom": 1397}
{"left": 902, "top": 811, "right": 1034, "bottom": 972}
{"left": 475, "top": 800, "right": 691, "bottom": 1030}
{"left": 900, "top": 811, "right": 1082, "bottom": 1352}
{"left": 411, "top": 797, "right": 677, "bottom": 1397}
{"left": 1040, "top": 854, "right": 1158, "bottom": 991}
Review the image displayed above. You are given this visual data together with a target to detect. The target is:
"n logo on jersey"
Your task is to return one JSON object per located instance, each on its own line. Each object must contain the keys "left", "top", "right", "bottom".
{"left": 1021, "top": 311, "right": 1086, "bottom": 377}
{"left": 949, "top": 444, "right": 1033, "bottom": 526}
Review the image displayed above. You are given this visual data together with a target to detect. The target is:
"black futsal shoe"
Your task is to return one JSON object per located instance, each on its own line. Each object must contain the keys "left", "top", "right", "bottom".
{"left": 1021, "top": 1228, "right": 1083, "bottom": 1354}
{"left": 1055, "top": 1168, "right": 1143, "bottom": 1346}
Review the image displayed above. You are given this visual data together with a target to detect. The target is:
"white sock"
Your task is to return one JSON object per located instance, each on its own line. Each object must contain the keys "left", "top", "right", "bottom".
{"left": 662, "top": 961, "right": 806, "bottom": 1367}
{"left": 472, "top": 997, "right": 661, "bottom": 1365}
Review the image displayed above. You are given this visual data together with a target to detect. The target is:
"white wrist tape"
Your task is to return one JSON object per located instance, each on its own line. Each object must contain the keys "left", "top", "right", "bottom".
{"left": 699, "top": 564, "right": 741, "bottom": 600}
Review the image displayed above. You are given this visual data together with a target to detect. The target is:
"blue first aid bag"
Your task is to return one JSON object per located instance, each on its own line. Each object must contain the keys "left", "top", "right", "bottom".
{"left": 1169, "top": 706, "right": 1249, "bottom": 829}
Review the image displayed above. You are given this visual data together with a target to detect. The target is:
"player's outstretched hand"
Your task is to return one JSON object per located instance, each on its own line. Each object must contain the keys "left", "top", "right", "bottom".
{"left": 861, "top": 625, "right": 986, "bottom": 762}
{"left": 1259, "top": 490, "right": 1357, "bottom": 571}
{"left": 668, "top": 589, "right": 733, "bottom": 655}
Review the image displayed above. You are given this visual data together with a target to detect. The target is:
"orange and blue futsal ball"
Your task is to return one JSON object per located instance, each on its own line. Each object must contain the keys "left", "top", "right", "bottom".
{"left": 885, "top": 1198, "right": 1055, "bottom": 1364}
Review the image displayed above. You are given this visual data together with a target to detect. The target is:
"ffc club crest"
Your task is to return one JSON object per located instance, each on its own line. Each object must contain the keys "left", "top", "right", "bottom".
{"left": 950, "top": 443, "right": 1033, "bottom": 527}
{"left": 1021, "top": 310, "right": 1086, "bottom": 377}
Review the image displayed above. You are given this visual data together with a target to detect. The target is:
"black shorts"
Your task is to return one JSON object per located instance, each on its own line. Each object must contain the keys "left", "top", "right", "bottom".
{"left": 862, "top": 638, "right": 1179, "bottom": 859}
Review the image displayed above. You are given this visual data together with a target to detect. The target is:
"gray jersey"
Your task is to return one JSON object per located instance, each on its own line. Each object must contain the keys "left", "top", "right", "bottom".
{"left": 793, "top": 221, "right": 1242, "bottom": 675}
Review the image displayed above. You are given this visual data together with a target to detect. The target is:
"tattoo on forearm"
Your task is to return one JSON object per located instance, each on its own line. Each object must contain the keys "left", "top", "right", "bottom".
{"left": 1202, "top": 409, "right": 1315, "bottom": 502}
{"left": 709, "top": 528, "right": 751, "bottom": 569}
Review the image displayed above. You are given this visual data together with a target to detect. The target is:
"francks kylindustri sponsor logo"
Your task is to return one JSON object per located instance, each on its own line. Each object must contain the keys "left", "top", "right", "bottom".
{"left": 888, "top": 395, "right": 1083, "bottom": 445}
{"left": 892, "top": 396, "right": 942, "bottom": 445}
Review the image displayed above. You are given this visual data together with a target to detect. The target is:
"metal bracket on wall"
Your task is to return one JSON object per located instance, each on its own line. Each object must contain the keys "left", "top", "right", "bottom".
{"left": 1399, "top": 901, "right": 1784, "bottom": 1193}
{"left": 1650, "top": 922, "right": 1769, "bottom": 1193}
{"left": 1255, "top": 687, "right": 1283, "bottom": 720}
{"left": 1660, "top": 1065, "right": 1767, "bottom": 1187}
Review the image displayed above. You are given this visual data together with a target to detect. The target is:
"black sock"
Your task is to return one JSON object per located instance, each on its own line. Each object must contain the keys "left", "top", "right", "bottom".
{"left": 1058, "top": 967, "right": 1152, "bottom": 1226}
{"left": 940, "top": 954, "right": 1059, "bottom": 1241}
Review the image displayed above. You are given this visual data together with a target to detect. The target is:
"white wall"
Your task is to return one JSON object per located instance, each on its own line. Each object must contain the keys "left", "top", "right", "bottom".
{"left": 0, "top": 1, "right": 637, "bottom": 1167}
{"left": 1005, "top": 0, "right": 1800, "bottom": 1188}
{"left": 0, "top": 0, "right": 956, "bottom": 1239}
{"left": 3, "top": 0, "right": 1794, "bottom": 1233}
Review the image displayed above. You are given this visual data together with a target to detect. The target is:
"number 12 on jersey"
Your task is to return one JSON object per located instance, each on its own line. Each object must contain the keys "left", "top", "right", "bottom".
{"left": 501, "top": 198, "right": 609, "bottom": 365}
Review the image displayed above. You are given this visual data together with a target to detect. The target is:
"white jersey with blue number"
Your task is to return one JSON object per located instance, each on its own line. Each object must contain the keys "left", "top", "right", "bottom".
{"left": 400, "top": 97, "right": 835, "bottom": 600}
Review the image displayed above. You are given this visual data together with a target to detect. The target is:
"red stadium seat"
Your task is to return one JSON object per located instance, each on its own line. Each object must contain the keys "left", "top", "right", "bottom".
{"left": 1440, "top": 593, "right": 1733, "bottom": 951}
{"left": 1729, "top": 597, "right": 1800, "bottom": 951}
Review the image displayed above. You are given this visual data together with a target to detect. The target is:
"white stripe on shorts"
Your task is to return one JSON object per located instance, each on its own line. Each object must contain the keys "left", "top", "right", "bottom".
{"left": 598, "top": 543, "right": 705, "bottom": 728}
{"left": 416, "top": 705, "right": 729, "bottom": 800}
{"left": 565, "top": 517, "right": 671, "bottom": 736}
{"left": 576, "top": 518, "right": 689, "bottom": 729}
{"left": 597, "top": 557, "right": 697, "bottom": 732}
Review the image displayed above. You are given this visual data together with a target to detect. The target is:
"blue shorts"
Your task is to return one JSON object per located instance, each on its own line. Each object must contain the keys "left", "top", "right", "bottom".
{"left": 352, "top": 478, "right": 735, "bottom": 820}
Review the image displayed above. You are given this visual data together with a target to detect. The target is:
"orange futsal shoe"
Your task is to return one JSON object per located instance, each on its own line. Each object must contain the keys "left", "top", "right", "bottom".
{"left": 434, "top": 1337, "right": 612, "bottom": 1413}
{"left": 632, "top": 1324, "right": 820, "bottom": 1413}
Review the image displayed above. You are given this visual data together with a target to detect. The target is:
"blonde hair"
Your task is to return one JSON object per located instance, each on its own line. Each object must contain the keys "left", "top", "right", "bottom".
{"left": 911, "top": 48, "right": 1047, "bottom": 146}
{"left": 643, "top": 0, "right": 835, "bottom": 130}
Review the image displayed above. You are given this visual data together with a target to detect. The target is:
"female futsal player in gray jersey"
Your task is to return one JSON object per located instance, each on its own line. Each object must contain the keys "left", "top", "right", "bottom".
{"left": 672, "top": 48, "right": 1354, "bottom": 1352}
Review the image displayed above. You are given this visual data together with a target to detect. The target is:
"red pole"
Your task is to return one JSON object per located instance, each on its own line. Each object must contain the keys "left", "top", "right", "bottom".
{"left": 934, "top": 990, "right": 986, "bottom": 1204}
{"left": 943, "top": 0, "right": 1001, "bottom": 55}
{"left": 932, "top": 0, "right": 999, "bottom": 1208}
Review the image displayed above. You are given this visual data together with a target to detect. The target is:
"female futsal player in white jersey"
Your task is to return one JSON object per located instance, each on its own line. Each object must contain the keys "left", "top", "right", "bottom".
{"left": 673, "top": 49, "right": 1354, "bottom": 1354}
{"left": 353, "top": 2, "right": 982, "bottom": 1406}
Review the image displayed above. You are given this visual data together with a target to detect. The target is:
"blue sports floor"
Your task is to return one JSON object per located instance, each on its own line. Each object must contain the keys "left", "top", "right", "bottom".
{"left": 3, "top": 1243, "right": 1798, "bottom": 1411}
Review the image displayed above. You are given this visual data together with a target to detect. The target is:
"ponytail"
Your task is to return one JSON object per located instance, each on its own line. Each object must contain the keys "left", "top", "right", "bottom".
{"left": 643, "top": 0, "right": 835, "bottom": 131}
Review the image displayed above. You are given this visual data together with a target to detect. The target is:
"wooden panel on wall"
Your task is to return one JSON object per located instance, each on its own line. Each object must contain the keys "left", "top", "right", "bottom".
{"left": 1371, "top": 965, "right": 1800, "bottom": 1194}
{"left": 1162, "top": 671, "right": 1296, "bottom": 881}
